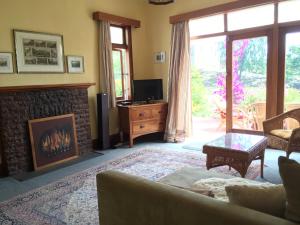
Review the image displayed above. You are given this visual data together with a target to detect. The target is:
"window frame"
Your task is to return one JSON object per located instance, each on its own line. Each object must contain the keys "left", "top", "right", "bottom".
{"left": 110, "top": 24, "right": 133, "bottom": 101}
{"left": 188, "top": 0, "right": 300, "bottom": 134}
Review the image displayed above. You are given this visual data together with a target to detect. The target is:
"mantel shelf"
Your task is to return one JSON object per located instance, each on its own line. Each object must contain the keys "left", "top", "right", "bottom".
{"left": 0, "top": 83, "right": 96, "bottom": 93}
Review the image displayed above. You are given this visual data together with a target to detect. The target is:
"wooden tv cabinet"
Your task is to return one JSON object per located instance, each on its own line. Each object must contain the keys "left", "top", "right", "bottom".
{"left": 118, "top": 102, "right": 168, "bottom": 147}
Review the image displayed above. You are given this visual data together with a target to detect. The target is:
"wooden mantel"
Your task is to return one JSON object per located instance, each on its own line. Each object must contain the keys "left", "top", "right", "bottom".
{"left": 0, "top": 82, "right": 96, "bottom": 93}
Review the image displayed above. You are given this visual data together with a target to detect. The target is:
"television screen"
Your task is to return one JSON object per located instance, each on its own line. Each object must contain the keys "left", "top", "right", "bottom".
{"left": 133, "top": 79, "right": 163, "bottom": 102}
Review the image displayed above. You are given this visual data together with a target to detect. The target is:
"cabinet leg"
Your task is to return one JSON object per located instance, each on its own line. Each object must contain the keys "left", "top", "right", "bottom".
{"left": 129, "top": 138, "right": 133, "bottom": 148}
{"left": 120, "top": 131, "right": 124, "bottom": 143}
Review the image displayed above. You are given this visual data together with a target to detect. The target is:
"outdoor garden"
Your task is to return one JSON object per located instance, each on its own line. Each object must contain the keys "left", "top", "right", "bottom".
{"left": 191, "top": 34, "right": 300, "bottom": 131}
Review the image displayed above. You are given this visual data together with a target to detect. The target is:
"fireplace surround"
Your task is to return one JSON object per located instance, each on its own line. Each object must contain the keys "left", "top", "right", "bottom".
{"left": 0, "top": 83, "right": 95, "bottom": 176}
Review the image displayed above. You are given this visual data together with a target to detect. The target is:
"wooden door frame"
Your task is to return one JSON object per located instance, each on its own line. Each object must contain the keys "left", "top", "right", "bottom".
{"left": 277, "top": 25, "right": 300, "bottom": 115}
{"left": 226, "top": 29, "right": 273, "bottom": 134}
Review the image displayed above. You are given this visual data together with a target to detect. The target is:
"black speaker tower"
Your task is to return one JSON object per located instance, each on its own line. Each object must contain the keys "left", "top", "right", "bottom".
{"left": 97, "top": 93, "right": 110, "bottom": 150}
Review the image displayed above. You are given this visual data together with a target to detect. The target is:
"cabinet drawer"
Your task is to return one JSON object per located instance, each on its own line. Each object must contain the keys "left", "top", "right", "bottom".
{"left": 132, "top": 120, "right": 165, "bottom": 134}
{"left": 152, "top": 106, "right": 167, "bottom": 118}
{"left": 131, "top": 108, "right": 152, "bottom": 121}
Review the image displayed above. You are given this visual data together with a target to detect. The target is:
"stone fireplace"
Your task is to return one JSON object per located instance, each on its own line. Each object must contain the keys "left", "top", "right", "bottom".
{"left": 0, "top": 83, "right": 95, "bottom": 176}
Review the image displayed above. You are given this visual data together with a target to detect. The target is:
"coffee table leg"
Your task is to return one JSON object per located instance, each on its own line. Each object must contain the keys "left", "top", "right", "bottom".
{"left": 261, "top": 150, "right": 265, "bottom": 178}
{"left": 206, "top": 154, "right": 213, "bottom": 170}
{"left": 237, "top": 162, "right": 250, "bottom": 178}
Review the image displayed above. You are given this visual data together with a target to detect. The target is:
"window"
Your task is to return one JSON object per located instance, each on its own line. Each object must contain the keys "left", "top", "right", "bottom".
{"left": 227, "top": 4, "right": 274, "bottom": 31}
{"left": 110, "top": 25, "right": 132, "bottom": 100}
{"left": 278, "top": 0, "right": 300, "bottom": 23}
{"left": 111, "top": 26, "right": 124, "bottom": 44}
{"left": 189, "top": 14, "right": 224, "bottom": 37}
{"left": 186, "top": 0, "right": 300, "bottom": 134}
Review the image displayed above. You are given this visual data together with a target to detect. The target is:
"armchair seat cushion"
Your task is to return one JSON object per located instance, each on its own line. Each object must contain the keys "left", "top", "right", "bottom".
{"left": 270, "top": 129, "right": 292, "bottom": 140}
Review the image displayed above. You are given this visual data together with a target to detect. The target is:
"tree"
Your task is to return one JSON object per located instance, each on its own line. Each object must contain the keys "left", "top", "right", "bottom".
{"left": 286, "top": 46, "right": 300, "bottom": 88}
{"left": 215, "top": 40, "right": 248, "bottom": 104}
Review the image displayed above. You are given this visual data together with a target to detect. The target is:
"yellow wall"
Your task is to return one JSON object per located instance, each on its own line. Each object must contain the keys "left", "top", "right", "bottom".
{"left": 144, "top": 0, "right": 235, "bottom": 100}
{"left": 0, "top": 0, "right": 150, "bottom": 138}
{"left": 0, "top": 0, "right": 234, "bottom": 139}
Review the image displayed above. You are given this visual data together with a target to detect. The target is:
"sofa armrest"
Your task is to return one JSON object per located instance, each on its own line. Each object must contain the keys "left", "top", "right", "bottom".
{"left": 97, "top": 170, "right": 297, "bottom": 225}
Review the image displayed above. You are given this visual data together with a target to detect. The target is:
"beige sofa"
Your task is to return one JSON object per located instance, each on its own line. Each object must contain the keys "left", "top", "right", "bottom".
{"left": 97, "top": 170, "right": 298, "bottom": 225}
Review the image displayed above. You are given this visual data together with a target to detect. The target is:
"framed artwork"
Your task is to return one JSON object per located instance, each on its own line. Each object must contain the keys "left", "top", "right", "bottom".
{"left": 0, "top": 52, "right": 13, "bottom": 73}
{"left": 14, "top": 30, "right": 64, "bottom": 73}
{"left": 67, "top": 55, "right": 84, "bottom": 73}
{"left": 154, "top": 51, "right": 166, "bottom": 63}
{"left": 28, "top": 114, "right": 78, "bottom": 171}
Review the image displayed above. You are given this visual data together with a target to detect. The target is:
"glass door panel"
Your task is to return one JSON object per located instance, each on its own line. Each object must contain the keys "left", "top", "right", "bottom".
{"left": 284, "top": 32, "right": 300, "bottom": 129}
{"left": 190, "top": 36, "right": 226, "bottom": 138}
{"left": 231, "top": 36, "right": 268, "bottom": 131}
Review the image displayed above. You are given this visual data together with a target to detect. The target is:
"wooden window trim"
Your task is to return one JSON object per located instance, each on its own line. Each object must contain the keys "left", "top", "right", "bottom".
{"left": 170, "top": 0, "right": 284, "bottom": 24}
{"left": 111, "top": 25, "right": 133, "bottom": 101}
{"left": 226, "top": 29, "right": 273, "bottom": 132}
{"left": 93, "top": 11, "right": 141, "bottom": 28}
{"left": 110, "top": 25, "right": 127, "bottom": 46}
{"left": 277, "top": 25, "right": 300, "bottom": 114}
{"left": 190, "top": 21, "right": 300, "bottom": 40}
{"left": 188, "top": 0, "right": 300, "bottom": 132}
{"left": 113, "top": 49, "right": 125, "bottom": 100}
{"left": 112, "top": 43, "right": 128, "bottom": 49}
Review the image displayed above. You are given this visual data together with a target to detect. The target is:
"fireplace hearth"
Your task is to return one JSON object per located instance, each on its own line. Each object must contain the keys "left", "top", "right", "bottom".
{"left": 0, "top": 83, "right": 94, "bottom": 176}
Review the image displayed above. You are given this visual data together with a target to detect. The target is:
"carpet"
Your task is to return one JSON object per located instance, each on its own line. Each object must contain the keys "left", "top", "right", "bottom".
{"left": 0, "top": 147, "right": 262, "bottom": 225}
{"left": 182, "top": 141, "right": 205, "bottom": 151}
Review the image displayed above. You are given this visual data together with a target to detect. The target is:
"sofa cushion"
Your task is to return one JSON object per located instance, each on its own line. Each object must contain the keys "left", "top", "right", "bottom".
{"left": 225, "top": 184, "right": 286, "bottom": 217}
{"left": 279, "top": 156, "right": 300, "bottom": 222}
{"left": 158, "top": 167, "right": 233, "bottom": 198}
{"left": 158, "top": 167, "right": 233, "bottom": 189}
{"left": 270, "top": 129, "right": 292, "bottom": 140}
{"left": 192, "top": 177, "right": 268, "bottom": 202}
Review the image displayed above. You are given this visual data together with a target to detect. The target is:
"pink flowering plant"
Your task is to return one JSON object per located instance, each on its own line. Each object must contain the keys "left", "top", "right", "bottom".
{"left": 214, "top": 40, "right": 249, "bottom": 104}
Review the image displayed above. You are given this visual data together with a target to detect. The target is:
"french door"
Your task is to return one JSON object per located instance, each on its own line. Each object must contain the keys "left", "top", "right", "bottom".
{"left": 226, "top": 30, "right": 272, "bottom": 133}
{"left": 278, "top": 25, "right": 300, "bottom": 114}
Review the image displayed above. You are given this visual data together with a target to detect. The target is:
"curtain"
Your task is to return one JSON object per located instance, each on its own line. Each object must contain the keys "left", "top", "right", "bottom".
{"left": 165, "top": 21, "right": 192, "bottom": 142}
{"left": 99, "top": 20, "right": 116, "bottom": 108}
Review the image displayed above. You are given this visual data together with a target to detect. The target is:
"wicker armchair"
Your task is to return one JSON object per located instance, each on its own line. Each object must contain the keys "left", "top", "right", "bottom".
{"left": 249, "top": 102, "right": 266, "bottom": 131}
{"left": 263, "top": 108, "right": 300, "bottom": 158}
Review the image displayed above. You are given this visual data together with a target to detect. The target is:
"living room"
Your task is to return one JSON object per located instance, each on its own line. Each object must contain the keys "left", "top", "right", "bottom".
{"left": 1, "top": 0, "right": 300, "bottom": 224}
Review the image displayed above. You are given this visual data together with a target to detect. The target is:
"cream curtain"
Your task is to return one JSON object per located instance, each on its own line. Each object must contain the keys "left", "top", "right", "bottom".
{"left": 165, "top": 21, "right": 192, "bottom": 142}
{"left": 99, "top": 20, "right": 116, "bottom": 108}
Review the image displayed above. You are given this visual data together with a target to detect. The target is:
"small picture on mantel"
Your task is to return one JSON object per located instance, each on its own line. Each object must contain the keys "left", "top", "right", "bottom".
{"left": 28, "top": 114, "right": 79, "bottom": 171}
{"left": 67, "top": 55, "right": 84, "bottom": 73}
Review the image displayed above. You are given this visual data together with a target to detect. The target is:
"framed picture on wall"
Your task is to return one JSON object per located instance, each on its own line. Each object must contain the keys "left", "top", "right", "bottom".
{"left": 0, "top": 52, "right": 13, "bottom": 74}
{"left": 67, "top": 55, "right": 84, "bottom": 73}
{"left": 14, "top": 30, "right": 64, "bottom": 73}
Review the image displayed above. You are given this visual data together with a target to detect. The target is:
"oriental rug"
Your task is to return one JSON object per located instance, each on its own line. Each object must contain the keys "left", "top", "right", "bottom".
{"left": 0, "top": 147, "right": 262, "bottom": 225}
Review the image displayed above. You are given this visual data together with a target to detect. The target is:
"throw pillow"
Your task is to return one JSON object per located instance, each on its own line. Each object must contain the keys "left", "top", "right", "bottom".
{"left": 225, "top": 184, "right": 286, "bottom": 217}
{"left": 278, "top": 156, "right": 300, "bottom": 222}
{"left": 192, "top": 177, "right": 267, "bottom": 202}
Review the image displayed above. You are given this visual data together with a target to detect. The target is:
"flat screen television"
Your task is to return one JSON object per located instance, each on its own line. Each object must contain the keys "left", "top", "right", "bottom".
{"left": 133, "top": 79, "right": 163, "bottom": 102}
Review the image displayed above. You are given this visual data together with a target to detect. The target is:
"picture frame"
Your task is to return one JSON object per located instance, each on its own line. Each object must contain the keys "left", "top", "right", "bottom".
{"left": 67, "top": 55, "right": 84, "bottom": 73}
{"left": 14, "top": 30, "right": 64, "bottom": 73}
{"left": 0, "top": 52, "right": 14, "bottom": 73}
{"left": 28, "top": 114, "right": 79, "bottom": 171}
{"left": 154, "top": 51, "right": 166, "bottom": 63}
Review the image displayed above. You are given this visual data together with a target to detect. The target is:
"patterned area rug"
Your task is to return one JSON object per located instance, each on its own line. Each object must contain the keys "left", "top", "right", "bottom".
{"left": 0, "top": 147, "right": 262, "bottom": 225}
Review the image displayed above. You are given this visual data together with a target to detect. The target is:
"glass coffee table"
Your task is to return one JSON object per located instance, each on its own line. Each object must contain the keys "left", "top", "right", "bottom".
{"left": 203, "top": 133, "right": 268, "bottom": 178}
